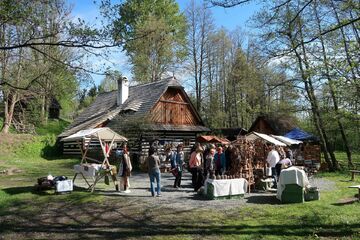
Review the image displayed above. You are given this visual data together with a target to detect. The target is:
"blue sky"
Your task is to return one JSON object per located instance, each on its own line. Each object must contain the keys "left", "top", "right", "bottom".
{"left": 69, "top": 0, "right": 261, "bottom": 86}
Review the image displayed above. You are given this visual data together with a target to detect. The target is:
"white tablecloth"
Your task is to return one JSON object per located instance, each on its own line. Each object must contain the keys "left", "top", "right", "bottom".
{"left": 205, "top": 178, "right": 248, "bottom": 197}
{"left": 74, "top": 164, "right": 101, "bottom": 177}
{"left": 276, "top": 166, "right": 310, "bottom": 200}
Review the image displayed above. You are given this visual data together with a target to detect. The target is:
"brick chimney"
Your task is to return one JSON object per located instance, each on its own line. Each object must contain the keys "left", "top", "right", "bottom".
{"left": 117, "top": 76, "right": 129, "bottom": 106}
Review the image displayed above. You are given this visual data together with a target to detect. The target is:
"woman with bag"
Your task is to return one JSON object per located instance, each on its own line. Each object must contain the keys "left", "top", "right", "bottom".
{"left": 118, "top": 144, "right": 132, "bottom": 193}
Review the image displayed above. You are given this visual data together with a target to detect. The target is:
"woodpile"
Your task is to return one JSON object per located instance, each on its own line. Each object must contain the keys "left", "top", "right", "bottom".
{"left": 224, "top": 138, "right": 270, "bottom": 192}
{"left": 304, "top": 144, "right": 321, "bottom": 162}
{"left": 227, "top": 138, "right": 256, "bottom": 190}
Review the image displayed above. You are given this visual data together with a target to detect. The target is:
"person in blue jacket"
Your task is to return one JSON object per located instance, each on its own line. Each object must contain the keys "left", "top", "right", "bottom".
{"left": 214, "top": 146, "right": 226, "bottom": 176}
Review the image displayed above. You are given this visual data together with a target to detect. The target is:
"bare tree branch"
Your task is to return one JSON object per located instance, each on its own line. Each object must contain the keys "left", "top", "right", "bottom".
{"left": 289, "top": 0, "right": 314, "bottom": 26}
{"left": 209, "top": 0, "right": 251, "bottom": 8}
{"left": 0, "top": 72, "right": 48, "bottom": 91}
{"left": 29, "top": 46, "right": 107, "bottom": 76}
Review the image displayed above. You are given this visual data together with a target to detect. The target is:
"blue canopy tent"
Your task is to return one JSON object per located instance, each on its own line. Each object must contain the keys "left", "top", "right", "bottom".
{"left": 284, "top": 128, "right": 318, "bottom": 141}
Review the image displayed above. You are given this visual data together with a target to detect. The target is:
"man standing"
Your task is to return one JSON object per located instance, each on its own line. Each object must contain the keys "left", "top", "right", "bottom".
{"left": 266, "top": 145, "right": 280, "bottom": 188}
{"left": 173, "top": 144, "right": 184, "bottom": 188}
{"left": 146, "top": 147, "right": 161, "bottom": 197}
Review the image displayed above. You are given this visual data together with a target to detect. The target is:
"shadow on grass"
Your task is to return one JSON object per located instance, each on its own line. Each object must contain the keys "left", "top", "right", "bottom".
{"left": 0, "top": 196, "right": 359, "bottom": 239}
{"left": 2, "top": 185, "right": 88, "bottom": 196}
{"left": 2, "top": 186, "right": 53, "bottom": 196}
{"left": 246, "top": 195, "right": 281, "bottom": 205}
{"left": 332, "top": 198, "right": 359, "bottom": 206}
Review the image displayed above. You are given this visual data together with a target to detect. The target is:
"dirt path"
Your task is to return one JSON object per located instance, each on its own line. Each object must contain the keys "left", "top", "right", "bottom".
{"left": 75, "top": 171, "right": 337, "bottom": 210}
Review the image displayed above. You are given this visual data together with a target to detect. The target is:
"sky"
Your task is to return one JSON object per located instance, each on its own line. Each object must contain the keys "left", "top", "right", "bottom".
{"left": 68, "top": 0, "right": 262, "bottom": 86}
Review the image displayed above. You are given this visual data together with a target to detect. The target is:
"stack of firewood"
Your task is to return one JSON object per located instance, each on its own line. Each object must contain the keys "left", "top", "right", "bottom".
{"left": 227, "top": 138, "right": 255, "bottom": 184}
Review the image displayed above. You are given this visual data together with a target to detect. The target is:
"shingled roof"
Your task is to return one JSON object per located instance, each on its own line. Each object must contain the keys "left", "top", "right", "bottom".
{"left": 59, "top": 77, "right": 208, "bottom": 138}
{"left": 248, "top": 114, "right": 297, "bottom": 136}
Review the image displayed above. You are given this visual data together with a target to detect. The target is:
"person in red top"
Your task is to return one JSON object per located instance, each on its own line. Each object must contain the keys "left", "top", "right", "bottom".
{"left": 189, "top": 144, "right": 204, "bottom": 191}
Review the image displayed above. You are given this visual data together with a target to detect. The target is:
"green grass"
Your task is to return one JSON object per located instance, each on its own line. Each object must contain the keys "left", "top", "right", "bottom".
{"left": 35, "top": 118, "right": 70, "bottom": 135}
{"left": 0, "top": 135, "right": 360, "bottom": 239}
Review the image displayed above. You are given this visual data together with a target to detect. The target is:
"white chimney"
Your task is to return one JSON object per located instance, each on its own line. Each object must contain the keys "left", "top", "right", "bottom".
{"left": 117, "top": 76, "right": 129, "bottom": 106}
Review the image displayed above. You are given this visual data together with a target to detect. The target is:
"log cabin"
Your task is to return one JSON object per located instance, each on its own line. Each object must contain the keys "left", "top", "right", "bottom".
{"left": 248, "top": 115, "right": 297, "bottom": 136}
{"left": 58, "top": 77, "right": 210, "bottom": 165}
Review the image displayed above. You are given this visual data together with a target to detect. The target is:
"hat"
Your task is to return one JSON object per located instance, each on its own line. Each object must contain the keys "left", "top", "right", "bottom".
{"left": 209, "top": 144, "right": 216, "bottom": 149}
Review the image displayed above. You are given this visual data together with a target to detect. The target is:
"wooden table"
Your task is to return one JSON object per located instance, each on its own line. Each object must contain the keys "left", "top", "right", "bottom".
{"left": 348, "top": 185, "right": 360, "bottom": 200}
{"left": 350, "top": 170, "right": 360, "bottom": 181}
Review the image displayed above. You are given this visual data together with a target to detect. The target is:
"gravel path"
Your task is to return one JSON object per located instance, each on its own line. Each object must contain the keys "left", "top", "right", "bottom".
{"left": 74, "top": 171, "right": 337, "bottom": 210}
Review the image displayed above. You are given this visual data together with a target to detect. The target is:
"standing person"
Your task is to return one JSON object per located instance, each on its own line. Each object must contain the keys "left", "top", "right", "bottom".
{"left": 174, "top": 144, "right": 184, "bottom": 188}
{"left": 214, "top": 146, "right": 226, "bottom": 176}
{"left": 164, "top": 145, "right": 176, "bottom": 169}
{"left": 189, "top": 145, "right": 204, "bottom": 191}
{"left": 118, "top": 145, "right": 132, "bottom": 193}
{"left": 285, "top": 147, "right": 294, "bottom": 164}
{"left": 266, "top": 145, "right": 280, "bottom": 188}
{"left": 205, "top": 145, "right": 216, "bottom": 179}
{"left": 146, "top": 147, "right": 161, "bottom": 197}
{"left": 276, "top": 146, "right": 286, "bottom": 160}
{"left": 224, "top": 145, "right": 232, "bottom": 172}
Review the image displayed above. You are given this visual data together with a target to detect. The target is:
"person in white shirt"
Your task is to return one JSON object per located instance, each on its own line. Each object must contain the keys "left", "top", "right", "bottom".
{"left": 266, "top": 145, "right": 280, "bottom": 188}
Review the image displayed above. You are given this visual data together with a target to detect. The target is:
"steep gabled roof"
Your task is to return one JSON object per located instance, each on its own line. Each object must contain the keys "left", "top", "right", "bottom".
{"left": 59, "top": 77, "right": 208, "bottom": 138}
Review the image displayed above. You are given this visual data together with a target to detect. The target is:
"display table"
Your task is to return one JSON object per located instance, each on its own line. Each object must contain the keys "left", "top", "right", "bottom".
{"left": 204, "top": 178, "right": 248, "bottom": 200}
{"left": 276, "top": 167, "right": 310, "bottom": 203}
{"left": 73, "top": 164, "right": 117, "bottom": 192}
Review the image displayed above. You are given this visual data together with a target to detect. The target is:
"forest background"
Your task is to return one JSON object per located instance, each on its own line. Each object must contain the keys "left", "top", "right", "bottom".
{"left": 0, "top": 0, "right": 359, "bottom": 171}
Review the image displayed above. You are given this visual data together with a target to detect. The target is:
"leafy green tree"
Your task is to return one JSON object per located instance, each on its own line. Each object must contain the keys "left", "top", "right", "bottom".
{"left": 113, "top": 0, "right": 187, "bottom": 82}
{"left": 98, "top": 70, "right": 122, "bottom": 93}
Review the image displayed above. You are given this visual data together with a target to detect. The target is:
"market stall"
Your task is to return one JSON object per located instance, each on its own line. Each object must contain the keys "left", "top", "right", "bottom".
{"left": 60, "top": 127, "right": 127, "bottom": 192}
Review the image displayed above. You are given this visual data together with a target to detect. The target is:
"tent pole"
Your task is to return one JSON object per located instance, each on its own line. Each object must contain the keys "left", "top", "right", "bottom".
{"left": 98, "top": 133, "right": 108, "bottom": 168}
{"left": 81, "top": 137, "right": 92, "bottom": 164}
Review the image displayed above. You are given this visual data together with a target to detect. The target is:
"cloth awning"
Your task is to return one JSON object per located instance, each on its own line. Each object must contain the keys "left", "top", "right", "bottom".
{"left": 60, "top": 127, "right": 127, "bottom": 142}
{"left": 197, "top": 135, "right": 230, "bottom": 144}
{"left": 271, "top": 135, "right": 303, "bottom": 145}
{"left": 245, "top": 131, "right": 286, "bottom": 146}
{"left": 284, "top": 128, "right": 318, "bottom": 141}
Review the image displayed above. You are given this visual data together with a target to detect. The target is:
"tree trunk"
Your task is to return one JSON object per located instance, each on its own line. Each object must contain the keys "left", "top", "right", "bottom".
{"left": 288, "top": 29, "right": 335, "bottom": 171}
{"left": 1, "top": 93, "right": 18, "bottom": 133}
{"left": 313, "top": 0, "right": 353, "bottom": 168}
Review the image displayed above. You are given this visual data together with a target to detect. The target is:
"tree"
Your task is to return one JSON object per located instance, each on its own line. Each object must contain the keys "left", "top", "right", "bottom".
{"left": 253, "top": 0, "right": 342, "bottom": 170}
{"left": 185, "top": 0, "right": 214, "bottom": 113}
{"left": 0, "top": 0, "right": 79, "bottom": 133}
{"left": 113, "top": 0, "right": 187, "bottom": 82}
{"left": 98, "top": 70, "right": 122, "bottom": 93}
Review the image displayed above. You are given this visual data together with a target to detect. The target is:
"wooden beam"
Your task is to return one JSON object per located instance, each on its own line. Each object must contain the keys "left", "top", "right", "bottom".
{"left": 159, "top": 99, "right": 189, "bottom": 105}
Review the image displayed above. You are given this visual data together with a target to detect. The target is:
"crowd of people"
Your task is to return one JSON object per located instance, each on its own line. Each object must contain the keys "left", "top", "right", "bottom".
{"left": 160, "top": 143, "right": 233, "bottom": 194}
{"left": 114, "top": 141, "right": 296, "bottom": 197}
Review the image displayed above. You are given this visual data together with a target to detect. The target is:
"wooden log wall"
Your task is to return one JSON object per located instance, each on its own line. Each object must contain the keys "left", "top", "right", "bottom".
{"left": 62, "top": 138, "right": 123, "bottom": 156}
{"left": 137, "top": 131, "right": 197, "bottom": 170}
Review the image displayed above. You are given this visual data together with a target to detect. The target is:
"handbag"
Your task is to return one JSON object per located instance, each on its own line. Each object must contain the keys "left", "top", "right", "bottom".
{"left": 170, "top": 167, "right": 179, "bottom": 177}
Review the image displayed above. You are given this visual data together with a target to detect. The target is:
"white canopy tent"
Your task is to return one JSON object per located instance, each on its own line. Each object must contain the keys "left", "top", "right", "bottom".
{"left": 61, "top": 127, "right": 127, "bottom": 192}
{"left": 245, "top": 131, "right": 287, "bottom": 146}
{"left": 61, "top": 127, "right": 127, "bottom": 142}
{"left": 271, "top": 135, "right": 303, "bottom": 146}
{"left": 61, "top": 127, "right": 127, "bottom": 165}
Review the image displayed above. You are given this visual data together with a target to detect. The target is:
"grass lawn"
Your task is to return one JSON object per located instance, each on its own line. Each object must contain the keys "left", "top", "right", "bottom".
{"left": 0, "top": 134, "right": 360, "bottom": 239}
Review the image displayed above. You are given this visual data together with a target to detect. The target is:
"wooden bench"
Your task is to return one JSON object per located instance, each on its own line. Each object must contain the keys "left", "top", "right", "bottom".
{"left": 348, "top": 185, "right": 360, "bottom": 200}
{"left": 349, "top": 170, "right": 360, "bottom": 181}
